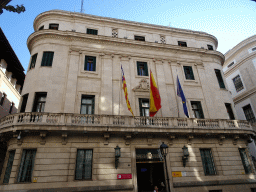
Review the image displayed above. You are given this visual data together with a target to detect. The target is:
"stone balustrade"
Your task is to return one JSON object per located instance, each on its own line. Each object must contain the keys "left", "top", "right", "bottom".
{"left": 0, "top": 112, "right": 253, "bottom": 132}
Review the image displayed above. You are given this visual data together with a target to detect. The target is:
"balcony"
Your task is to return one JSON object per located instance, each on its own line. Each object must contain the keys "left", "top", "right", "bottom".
{"left": 0, "top": 113, "right": 254, "bottom": 135}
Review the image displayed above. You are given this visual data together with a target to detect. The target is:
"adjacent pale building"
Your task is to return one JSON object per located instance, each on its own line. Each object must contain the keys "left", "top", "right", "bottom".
{"left": 0, "top": 10, "right": 256, "bottom": 192}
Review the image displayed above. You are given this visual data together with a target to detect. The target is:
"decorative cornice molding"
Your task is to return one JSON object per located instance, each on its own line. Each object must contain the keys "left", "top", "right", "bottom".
{"left": 233, "top": 86, "right": 256, "bottom": 105}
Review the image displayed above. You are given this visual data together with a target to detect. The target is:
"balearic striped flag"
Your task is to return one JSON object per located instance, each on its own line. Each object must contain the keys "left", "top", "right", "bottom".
{"left": 121, "top": 65, "right": 134, "bottom": 117}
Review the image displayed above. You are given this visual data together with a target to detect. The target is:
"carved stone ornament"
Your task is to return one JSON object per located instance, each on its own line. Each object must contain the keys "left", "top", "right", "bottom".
{"left": 133, "top": 79, "right": 149, "bottom": 92}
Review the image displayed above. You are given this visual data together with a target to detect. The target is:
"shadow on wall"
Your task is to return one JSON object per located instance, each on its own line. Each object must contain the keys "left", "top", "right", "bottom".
{"left": 0, "top": 92, "right": 18, "bottom": 119}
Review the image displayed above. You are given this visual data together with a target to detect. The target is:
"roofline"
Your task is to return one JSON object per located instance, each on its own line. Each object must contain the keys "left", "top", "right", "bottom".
{"left": 33, "top": 9, "right": 218, "bottom": 48}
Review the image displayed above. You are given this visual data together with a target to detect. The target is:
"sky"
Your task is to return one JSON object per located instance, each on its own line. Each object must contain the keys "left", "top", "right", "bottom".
{"left": 1, "top": 0, "right": 256, "bottom": 73}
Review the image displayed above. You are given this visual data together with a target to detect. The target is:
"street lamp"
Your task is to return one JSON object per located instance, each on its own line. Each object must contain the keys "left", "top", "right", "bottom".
{"left": 115, "top": 145, "right": 121, "bottom": 169}
{"left": 160, "top": 142, "right": 170, "bottom": 192}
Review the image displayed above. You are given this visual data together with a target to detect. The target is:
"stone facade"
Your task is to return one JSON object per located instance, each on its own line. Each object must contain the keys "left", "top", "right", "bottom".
{"left": 0, "top": 10, "right": 256, "bottom": 192}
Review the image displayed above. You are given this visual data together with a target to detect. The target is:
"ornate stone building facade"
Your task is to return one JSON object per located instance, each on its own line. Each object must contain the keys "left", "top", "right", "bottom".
{"left": 0, "top": 10, "right": 256, "bottom": 192}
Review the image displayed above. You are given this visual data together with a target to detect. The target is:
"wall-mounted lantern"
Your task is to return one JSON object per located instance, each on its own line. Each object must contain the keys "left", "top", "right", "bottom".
{"left": 182, "top": 145, "right": 189, "bottom": 167}
{"left": 115, "top": 145, "right": 121, "bottom": 169}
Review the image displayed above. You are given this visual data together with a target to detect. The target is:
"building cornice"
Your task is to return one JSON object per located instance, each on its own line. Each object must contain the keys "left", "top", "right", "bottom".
{"left": 33, "top": 10, "right": 218, "bottom": 48}
{"left": 233, "top": 86, "right": 256, "bottom": 105}
{"left": 224, "top": 52, "right": 256, "bottom": 76}
{"left": 27, "top": 30, "right": 224, "bottom": 64}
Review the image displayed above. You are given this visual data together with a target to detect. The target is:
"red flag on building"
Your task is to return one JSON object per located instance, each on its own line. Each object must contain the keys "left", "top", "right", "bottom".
{"left": 149, "top": 70, "right": 161, "bottom": 117}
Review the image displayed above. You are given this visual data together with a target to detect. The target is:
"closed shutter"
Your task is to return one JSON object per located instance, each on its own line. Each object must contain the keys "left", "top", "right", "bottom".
{"left": 17, "top": 150, "right": 26, "bottom": 182}
{"left": 3, "top": 150, "right": 15, "bottom": 184}
{"left": 239, "top": 148, "right": 252, "bottom": 174}
{"left": 84, "top": 150, "right": 93, "bottom": 179}
{"left": 139, "top": 99, "right": 143, "bottom": 116}
{"left": 92, "top": 96, "right": 95, "bottom": 114}
{"left": 144, "top": 63, "right": 148, "bottom": 76}
{"left": 137, "top": 62, "right": 140, "bottom": 76}
{"left": 200, "top": 149, "right": 216, "bottom": 175}
{"left": 93, "top": 57, "right": 96, "bottom": 71}
{"left": 41, "top": 52, "right": 54, "bottom": 66}
{"left": 76, "top": 150, "right": 85, "bottom": 180}
{"left": 189, "top": 66, "right": 194, "bottom": 80}
{"left": 84, "top": 56, "right": 89, "bottom": 70}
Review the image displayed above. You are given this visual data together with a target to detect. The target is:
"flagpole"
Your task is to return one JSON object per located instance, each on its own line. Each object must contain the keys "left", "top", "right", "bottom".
{"left": 175, "top": 69, "right": 180, "bottom": 118}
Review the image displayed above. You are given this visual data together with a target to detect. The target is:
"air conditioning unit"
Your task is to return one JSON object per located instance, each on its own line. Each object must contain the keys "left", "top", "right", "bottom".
{"left": 155, "top": 41, "right": 158, "bottom": 43}
{"left": 124, "top": 37, "right": 127, "bottom": 39}
{"left": 72, "top": 29, "right": 76, "bottom": 32}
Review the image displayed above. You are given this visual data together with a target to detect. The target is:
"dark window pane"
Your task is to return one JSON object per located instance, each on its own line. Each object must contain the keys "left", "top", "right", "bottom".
{"left": 32, "top": 92, "right": 47, "bottom": 112}
{"left": 227, "top": 62, "right": 234, "bottom": 68}
{"left": 29, "top": 53, "right": 38, "bottom": 69}
{"left": 41, "top": 52, "right": 54, "bottom": 67}
{"left": 225, "top": 103, "right": 235, "bottom": 120}
{"left": 20, "top": 94, "right": 28, "bottom": 113}
{"left": 3, "top": 150, "right": 15, "bottom": 184}
{"left": 9, "top": 102, "right": 14, "bottom": 114}
{"left": 139, "top": 98, "right": 149, "bottom": 117}
{"left": 87, "top": 28, "right": 98, "bottom": 35}
{"left": 0, "top": 93, "right": 6, "bottom": 106}
{"left": 243, "top": 104, "right": 256, "bottom": 123}
{"left": 81, "top": 95, "right": 95, "bottom": 114}
{"left": 137, "top": 62, "right": 148, "bottom": 76}
{"left": 215, "top": 69, "right": 225, "bottom": 89}
{"left": 191, "top": 101, "right": 204, "bottom": 119}
{"left": 183, "top": 66, "right": 195, "bottom": 80}
{"left": 178, "top": 41, "right": 187, "bottom": 47}
{"left": 49, "top": 24, "right": 59, "bottom": 30}
{"left": 18, "top": 150, "right": 36, "bottom": 183}
{"left": 75, "top": 149, "right": 93, "bottom": 180}
{"left": 84, "top": 56, "right": 96, "bottom": 71}
{"left": 200, "top": 149, "right": 216, "bottom": 175}
{"left": 39, "top": 26, "right": 44, "bottom": 30}
{"left": 134, "top": 36, "right": 145, "bottom": 41}
{"left": 207, "top": 45, "right": 213, "bottom": 50}
{"left": 252, "top": 47, "right": 256, "bottom": 52}
{"left": 239, "top": 148, "right": 252, "bottom": 174}
{"left": 232, "top": 75, "right": 244, "bottom": 92}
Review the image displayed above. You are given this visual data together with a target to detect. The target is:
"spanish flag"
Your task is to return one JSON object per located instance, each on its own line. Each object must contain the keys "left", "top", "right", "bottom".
{"left": 149, "top": 70, "right": 161, "bottom": 117}
{"left": 121, "top": 65, "right": 134, "bottom": 117}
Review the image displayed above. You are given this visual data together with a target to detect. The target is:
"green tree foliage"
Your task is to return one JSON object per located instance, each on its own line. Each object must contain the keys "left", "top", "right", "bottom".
{"left": 0, "top": 2, "right": 25, "bottom": 15}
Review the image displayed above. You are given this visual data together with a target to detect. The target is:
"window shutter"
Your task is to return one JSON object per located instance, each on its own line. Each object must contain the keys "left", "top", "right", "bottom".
{"left": 84, "top": 150, "right": 93, "bottom": 179}
{"left": 239, "top": 148, "right": 251, "bottom": 174}
{"left": 49, "top": 52, "right": 54, "bottom": 66}
{"left": 144, "top": 63, "right": 148, "bottom": 76}
{"left": 76, "top": 150, "right": 85, "bottom": 180}
{"left": 139, "top": 99, "right": 143, "bottom": 116}
{"left": 3, "top": 150, "right": 15, "bottom": 184}
{"left": 137, "top": 62, "right": 140, "bottom": 75}
{"left": 84, "top": 56, "right": 88, "bottom": 70}
{"left": 41, "top": 53, "right": 46, "bottom": 66}
{"left": 198, "top": 103, "right": 204, "bottom": 119}
{"left": 92, "top": 97, "right": 95, "bottom": 114}
{"left": 93, "top": 57, "right": 96, "bottom": 71}
{"left": 18, "top": 150, "right": 26, "bottom": 182}
{"left": 189, "top": 66, "right": 195, "bottom": 79}
{"left": 21, "top": 151, "right": 31, "bottom": 182}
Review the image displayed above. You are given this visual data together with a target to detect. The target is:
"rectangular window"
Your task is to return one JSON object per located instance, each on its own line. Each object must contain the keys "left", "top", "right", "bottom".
{"left": 87, "top": 28, "right": 98, "bottom": 35}
{"left": 225, "top": 103, "right": 235, "bottom": 120}
{"left": 9, "top": 102, "right": 14, "bottom": 114}
{"left": 17, "top": 149, "right": 36, "bottom": 183}
{"left": 0, "top": 93, "right": 6, "bottom": 106}
{"left": 215, "top": 69, "right": 225, "bottom": 89}
{"left": 243, "top": 104, "right": 256, "bottom": 123}
{"left": 38, "top": 26, "right": 44, "bottom": 30}
{"left": 134, "top": 36, "right": 145, "bottom": 41}
{"left": 32, "top": 92, "right": 47, "bottom": 112}
{"left": 137, "top": 62, "right": 148, "bottom": 76}
{"left": 49, "top": 23, "right": 59, "bottom": 30}
{"left": 139, "top": 98, "right": 149, "bottom": 117}
{"left": 75, "top": 149, "right": 93, "bottom": 180}
{"left": 3, "top": 150, "right": 15, "bottom": 184}
{"left": 207, "top": 45, "right": 213, "bottom": 50}
{"left": 178, "top": 41, "right": 187, "bottom": 47}
{"left": 239, "top": 148, "right": 252, "bottom": 174}
{"left": 20, "top": 94, "right": 28, "bottom": 113}
{"left": 29, "top": 53, "right": 38, "bottom": 69}
{"left": 191, "top": 101, "right": 204, "bottom": 119}
{"left": 183, "top": 66, "right": 195, "bottom": 80}
{"left": 41, "top": 51, "right": 54, "bottom": 67}
{"left": 84, "top": 56, "right": 96, "bottom": 71}
{"left": 232, "top": 75, "right": 244, "bottom": 92}
{"left": 228, "top": 62, "right": 234, "bottom": 68}
{"left": 200, "top": 149, "right": 216, "bottom": 175}
{"left": 81, "top": 95, "right": 95, "bottom": 115}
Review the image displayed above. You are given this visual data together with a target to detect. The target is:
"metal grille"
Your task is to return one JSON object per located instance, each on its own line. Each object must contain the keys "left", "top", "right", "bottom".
{"left": 112, "top": 29, "right": 118, "bottom": 38}
{"left": 3, "top": 150, "right": 15, "bottom": 184}
{"left": 239, "top": 148, "right": 252, "bottom": 174}
{"left": 232, "top": 75, "right": 244, "bottom": 92}
{"left": 18, "top": 149, "right": 36, "bottom": 183}
{"left": 75, "top": 149, "right": 93, "bottom": 180}
{"left": 160, "top": 36, "right": 166, "bottom": 44}
{"left": 87, "top": 28, "right": 98, "bottom": 35}
{"left": 242, "top": 104, "right": 256, "bottom": 123}
{"left": 200, "top": 149, "right": 216, "bottom": 175}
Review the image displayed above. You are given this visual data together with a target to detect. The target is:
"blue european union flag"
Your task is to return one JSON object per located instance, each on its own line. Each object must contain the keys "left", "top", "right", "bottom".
{"left": 177, "top": 76, "right": 189, "bottom": 118}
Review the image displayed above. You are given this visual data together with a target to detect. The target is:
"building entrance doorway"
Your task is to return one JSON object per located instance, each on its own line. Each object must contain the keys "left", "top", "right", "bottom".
{"left": 136, "top": 149, "right": 166, "bottom": 192}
